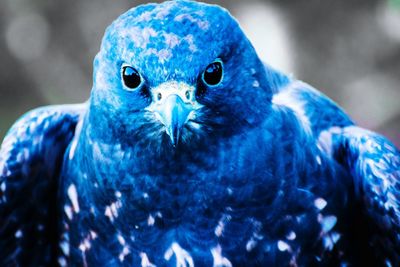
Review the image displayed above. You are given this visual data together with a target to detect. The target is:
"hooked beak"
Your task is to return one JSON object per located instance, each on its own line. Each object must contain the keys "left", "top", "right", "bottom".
{"left": 158, "top": 94, "right": 191, "bottom": 146}
{"left": 146, "top": 81, "right": 202, "bottom": 146}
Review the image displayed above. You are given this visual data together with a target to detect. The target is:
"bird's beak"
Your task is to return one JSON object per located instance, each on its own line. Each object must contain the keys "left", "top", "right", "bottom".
{"left": 146, "top": 81, "right": 202, "bottom": 146}
{"left": 157, "top": 94, "right": 191, "bottom": 146}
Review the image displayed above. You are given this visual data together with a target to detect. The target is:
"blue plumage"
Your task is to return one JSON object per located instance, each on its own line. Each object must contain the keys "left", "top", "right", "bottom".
{"left": 0, "top": 1, "right": 399, "bottom": 266}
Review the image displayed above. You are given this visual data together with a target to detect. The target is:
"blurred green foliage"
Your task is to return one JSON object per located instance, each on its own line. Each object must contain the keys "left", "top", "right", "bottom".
{"left": 389, "top": 0, "right": 400, "bottom": 8}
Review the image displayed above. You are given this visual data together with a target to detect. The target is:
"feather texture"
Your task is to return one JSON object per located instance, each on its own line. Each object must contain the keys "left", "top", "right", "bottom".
{"left": 0, "top": 1, "right": 398, "bottom": 266}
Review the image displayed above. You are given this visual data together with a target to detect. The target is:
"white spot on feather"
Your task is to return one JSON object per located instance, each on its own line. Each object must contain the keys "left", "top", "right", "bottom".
{"left": 227, "top": 187, "right": 233, "bottom": 195}
{"left": 64, "top": 205, "right": 73, "bottom": 220}
{"left": 79, "top": 237, "right": 91, "bottom": 252}
{"left": 215, "top": 214, "right": 231, "bottom": 237}
{"left": 277, "top": 240, "right": 291, "bottom": 252}
{"left": 116, "top": 234, "right": 130, "bottom": 262}
{"left": 215, "top": 222, "right": 224, "bottom": 237}
{"left": 246, "top": 238, "right": 258, "bottom": 252}
{"left": 60, "top": 240, "right": 70, "bottom": 256}
{"left": 120, "top": 26, "right": 157, "bottom": 49}
{"left": 164, "top": 242, "right": 194, "bottom": 267}
{"left": 68, "top": 118, "right": 83, "bottom": 160}
{"left": 67, "top": 184, "right": 80, "bottom": 213}
{"left": 15, "top": 229, "right": 23, "bottom": 238}
{"left": 119, "top": 245, "right": 130, "bottom": 262}
{"left": 147, "top": 215, "right": 155, "bottom": 226}
{"left": 68, "top": 138, "right": 78, "bottom": 160}
{"left": 140, "top": 252, "right": 156, "bottom": 267}
{"left": 58, "top": 257, "right": 67, "bottom": 267}
{"left": 174, "top": 14, "right": 209, "bottom": 30}
{"left": 1, "top": 182, "right": 6, "bottom": 192}
{"left": 137, "top": 11, "right": 152, "bottom": 22}
{"left": 316, "top": 155, "right": 322, "bottom": 165}
{"left": 286, "top": 231, "right": 296, "bottom": 240}
{"left": 117, "top": 234, "right": 126, "bottom": 246}
{"left": 314, "top": 198, "right": 327, "bottom": 210}
{"left": 105, "top": 200, "right": 122, "bottom": 222}
{"left": 317, "top": 127, "right": 342, "bottom": 156}
{"left": 272, "top": 82, "right": 312, "bottom": 135}
{"left": 163, "top": 32, "right": 180, "bottom": 49}
{"left": 331, "top": 232, "right": 341, "bottom": 244}
{"left": 322, "top": 231, "right": 341, "bottom": 251}
{"left": 90, "top": 230, "right": 98, "bottom": 240}
{"left": 319, "top": 214, "right": 337, "bottom": 233}
{"left": 105, "top": 206, "right": 113, "bottom": 222}
{"left": 141, "top": 27, "right": 158, "bottom": 48}
{"left": 183, "top": 34, "right": 197, "bottom": 52}
{"left": 188, "top": 121, "right": 201, "bottom": 130}
{"left": 385, "top": 259, "right": 393, "bottom": 267}
{"left": 211, "top": 245, "right": 232, "bottom": 267}
{"left": 145, "top": 48, "right": 172, "bottom": 63}
{"left": 155, "top": 8, "right": 170, "bottom": 20}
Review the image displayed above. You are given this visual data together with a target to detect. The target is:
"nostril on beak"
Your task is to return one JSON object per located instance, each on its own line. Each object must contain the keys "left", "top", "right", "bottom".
{"left": 157, "top": 93, "right": 162, "bottom": 101}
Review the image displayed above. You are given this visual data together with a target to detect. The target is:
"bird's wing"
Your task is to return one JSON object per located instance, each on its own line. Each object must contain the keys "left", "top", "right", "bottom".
{"left": 323, "top": 126, "right": 400, "bottom": 265}
{"left": 262, "top": 63, "right": 293, "bottom": 94}
{"left": 271, "top": 79, "right": 354, "bottom": 136}
{"left": 0, "top": 104, "right": 84, "bottom": 266}
{"left": 272, "top": 78, "right": 399, "bottom": 264}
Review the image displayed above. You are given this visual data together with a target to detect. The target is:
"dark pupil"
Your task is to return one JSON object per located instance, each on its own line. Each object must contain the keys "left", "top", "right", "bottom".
{"left": 204, "top": 62, "right": 222, "bottom": 86}
{"left": 123, "top": 66, "right": 141, "bottom": 89}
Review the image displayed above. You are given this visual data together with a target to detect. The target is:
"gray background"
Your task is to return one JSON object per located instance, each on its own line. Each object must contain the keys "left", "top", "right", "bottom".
{"left": 0, "top": 0, "right": 399, "bottom": 146}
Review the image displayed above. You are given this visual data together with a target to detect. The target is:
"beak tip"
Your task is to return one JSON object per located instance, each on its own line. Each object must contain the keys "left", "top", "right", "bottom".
{"left": 156, "top": 94, "right": 192, "bottom": 147}
{"left": 167, "top": 127, "right": 179, "bottom": 147}
{"left": 170, "top": 137, "right": 177, "bottom": 147}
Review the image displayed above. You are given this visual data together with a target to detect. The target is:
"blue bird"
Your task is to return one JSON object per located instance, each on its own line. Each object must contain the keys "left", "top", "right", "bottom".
{"left": 0, "top": 1, "right": 399, "bottom": 266}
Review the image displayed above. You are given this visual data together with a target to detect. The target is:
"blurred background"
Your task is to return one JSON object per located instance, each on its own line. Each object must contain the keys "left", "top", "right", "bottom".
{"left": 0, "top": 0, "right": 399, "bottom": 146}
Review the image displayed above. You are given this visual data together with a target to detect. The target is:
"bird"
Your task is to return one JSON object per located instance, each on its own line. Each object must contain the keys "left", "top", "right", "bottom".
{"left": 0, "top": 0, "right": 399, "bottom": 266}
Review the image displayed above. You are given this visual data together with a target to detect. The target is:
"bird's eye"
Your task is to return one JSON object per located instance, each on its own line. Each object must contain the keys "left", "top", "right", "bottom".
{"left": 202, "top": 60, "right": 223, "bottom": 86}
{"left": 122, "top": 66, "right": 142, "bottom": 90}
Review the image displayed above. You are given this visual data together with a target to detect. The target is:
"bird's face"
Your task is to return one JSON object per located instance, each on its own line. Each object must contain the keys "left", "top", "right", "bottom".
{"left": 88, "top": 1, "right": 272, "bottom": 151}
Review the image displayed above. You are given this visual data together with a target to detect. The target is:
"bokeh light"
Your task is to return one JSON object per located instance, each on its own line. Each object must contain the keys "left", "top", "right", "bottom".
{"left": 6, "top": 13, "right": 49, "bottom": 62}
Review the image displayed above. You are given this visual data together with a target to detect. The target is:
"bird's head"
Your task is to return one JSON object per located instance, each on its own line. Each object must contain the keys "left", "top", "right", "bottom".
{"left": 88, "top": 0, "right": 274, "bottom": 152}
